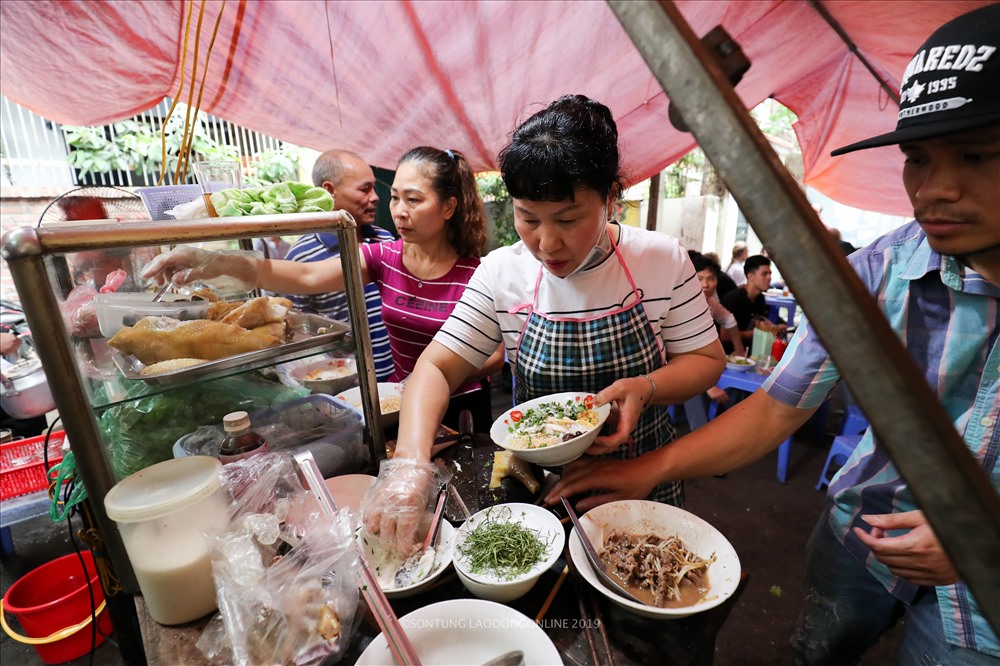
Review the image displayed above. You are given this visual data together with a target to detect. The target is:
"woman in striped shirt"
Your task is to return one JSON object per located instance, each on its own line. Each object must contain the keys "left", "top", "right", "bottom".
{"left": 365, "top": 95, "right": 726, "bottom": 555}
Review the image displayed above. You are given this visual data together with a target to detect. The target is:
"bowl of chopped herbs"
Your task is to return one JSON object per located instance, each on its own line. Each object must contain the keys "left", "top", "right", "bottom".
{"left": 453, "top": 503, "right": 564, "bottom": 602}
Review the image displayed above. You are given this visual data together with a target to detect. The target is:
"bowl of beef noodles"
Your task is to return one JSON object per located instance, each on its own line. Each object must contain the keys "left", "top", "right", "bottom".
{"left": 567, "top": 500, "right": 741, "bottom": 619}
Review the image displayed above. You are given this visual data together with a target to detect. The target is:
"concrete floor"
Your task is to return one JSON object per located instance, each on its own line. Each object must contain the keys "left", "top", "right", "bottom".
{"left": 0, "top": 380, "right": 904, "bottom": 665}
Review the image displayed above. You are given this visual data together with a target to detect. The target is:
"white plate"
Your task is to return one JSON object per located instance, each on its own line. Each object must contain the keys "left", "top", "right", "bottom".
{"left": 355, "top": 599, "right": 561, "bottom": 665}
{"left": 568, "top": 500, "right": 741, "bottom": 619}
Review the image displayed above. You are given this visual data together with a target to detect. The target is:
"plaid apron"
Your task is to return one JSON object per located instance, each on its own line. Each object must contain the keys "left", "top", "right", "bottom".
{"left": 512, "top": 230, "right": 682, "bottom": 506}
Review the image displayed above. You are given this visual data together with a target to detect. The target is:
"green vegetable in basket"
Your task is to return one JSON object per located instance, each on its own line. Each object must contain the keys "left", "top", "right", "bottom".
{"left": 210, "top": 181, "right": 334, "bottom": 217}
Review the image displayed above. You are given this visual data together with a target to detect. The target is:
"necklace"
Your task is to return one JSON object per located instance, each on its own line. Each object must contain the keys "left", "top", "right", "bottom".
{"left": 408, "top": 252, "right": 453, "bottom": 289}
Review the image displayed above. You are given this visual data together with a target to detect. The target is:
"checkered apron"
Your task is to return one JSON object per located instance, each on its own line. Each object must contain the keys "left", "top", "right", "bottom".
{"left": 512, "top": 231, "right": 682, "bottom": 506}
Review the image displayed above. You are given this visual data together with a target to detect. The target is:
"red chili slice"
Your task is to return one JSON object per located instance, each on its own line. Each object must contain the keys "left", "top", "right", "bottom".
{"left": 583, "top": 395, "right": 595, "bottom": 409}
{"left": 510, "top": 410, "right": 523, "bottom": 422}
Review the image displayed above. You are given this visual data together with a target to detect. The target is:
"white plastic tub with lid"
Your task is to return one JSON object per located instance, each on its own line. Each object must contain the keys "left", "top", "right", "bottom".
{"left": 104, "top": 456, "right": 228, "bottom": 625}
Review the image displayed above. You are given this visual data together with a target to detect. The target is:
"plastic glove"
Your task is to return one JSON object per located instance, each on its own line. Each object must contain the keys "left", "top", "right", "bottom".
{"left": 361, "top": 458, "right": 451, "bottom": 557}
{"left": 141, "top": 246, "right": 262, "bottom": 293}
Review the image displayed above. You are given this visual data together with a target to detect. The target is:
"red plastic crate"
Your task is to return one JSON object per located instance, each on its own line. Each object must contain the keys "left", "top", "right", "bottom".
{"left": 0, "top": 430, "right": 67, "bottom": 500}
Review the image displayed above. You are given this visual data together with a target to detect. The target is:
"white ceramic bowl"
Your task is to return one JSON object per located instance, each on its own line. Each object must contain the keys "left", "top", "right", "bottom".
{"left": 356, "top": 522, "right": 455, "bottom": 599}
{"left": 490, "top": 392, "right": 611, "bottom": 467}
{"left": 288, "top": 357, "right": 358, "bottom": 395}
{"left": 334, "top": 382, "right": 404, "bottom": 427}
{"left": 725, "top": 355, "right": 755, "bottom": 372}
{"left": 568, "top": 499, "right": 741, "bottom": 619}
{"left": 453, "top": 503, "right": 564, "bottom": 602}
{"left": 356, "top": 599, "right": 561, "bottom": 665}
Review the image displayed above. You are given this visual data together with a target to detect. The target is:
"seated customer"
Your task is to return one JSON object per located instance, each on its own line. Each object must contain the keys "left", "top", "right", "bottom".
{"left": 284, "top": 150, "right": 396, "bottom": 381}
{"left": 684, "top": 252, "right": 747, "bottom": 429}
{"left": 721, "top": 254, "right": 786, "bottom": 346}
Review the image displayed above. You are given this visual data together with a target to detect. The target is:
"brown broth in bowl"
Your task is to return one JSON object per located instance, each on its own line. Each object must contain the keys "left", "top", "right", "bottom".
{"left": 599, "top": 530, "right": 714, "bottom": 608}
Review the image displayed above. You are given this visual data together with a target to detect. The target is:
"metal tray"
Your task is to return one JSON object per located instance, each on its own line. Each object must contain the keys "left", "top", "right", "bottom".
{"left": 110, "top": 312, "right": 350, "bottom": 386}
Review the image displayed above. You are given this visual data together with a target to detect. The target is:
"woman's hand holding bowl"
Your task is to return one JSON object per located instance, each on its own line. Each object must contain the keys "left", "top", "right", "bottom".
{"left": 588, "top": 376, "right": 652, "bottom": 455}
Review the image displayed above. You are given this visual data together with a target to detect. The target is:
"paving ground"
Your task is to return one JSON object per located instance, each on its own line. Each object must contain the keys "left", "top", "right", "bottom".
{"left": 1, "top": 381, "right": 904, "bottom": 665}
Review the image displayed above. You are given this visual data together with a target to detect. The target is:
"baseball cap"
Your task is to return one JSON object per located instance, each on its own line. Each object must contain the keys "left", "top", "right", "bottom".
{"left": 831, "top": 4, "right": 1000, "bottom": 155}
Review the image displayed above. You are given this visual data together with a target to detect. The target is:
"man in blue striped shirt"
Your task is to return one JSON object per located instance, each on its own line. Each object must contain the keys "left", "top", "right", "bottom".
{"left": 549, "top": 6, "right": 1000, "bottom": 663}
{"left": 285, "top": 150, "right": 396, "bottom": 380}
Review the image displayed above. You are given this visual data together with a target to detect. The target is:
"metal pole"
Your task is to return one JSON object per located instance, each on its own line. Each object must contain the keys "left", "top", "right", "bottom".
{"left": 607, "top": 0, "right": 1000, "bottom": 631}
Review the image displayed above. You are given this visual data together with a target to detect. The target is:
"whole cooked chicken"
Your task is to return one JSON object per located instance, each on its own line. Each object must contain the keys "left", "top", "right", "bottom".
{"left": 108, "top": 316, "right": 279, "bottom": 364}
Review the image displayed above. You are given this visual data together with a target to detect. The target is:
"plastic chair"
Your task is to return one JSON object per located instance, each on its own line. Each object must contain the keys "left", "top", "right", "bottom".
{"left": 816, "top": 434, "right": 862, "bottom": 491}
{"left": 841, "top": 403, "right": 869, "bottom": 436}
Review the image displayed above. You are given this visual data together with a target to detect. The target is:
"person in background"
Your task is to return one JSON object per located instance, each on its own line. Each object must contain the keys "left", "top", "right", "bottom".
{"left": 828, "top": 227, "right": 858, "bottom": 256}
{"left": 548, "top": 5, "right": 1000, "bottom": 662}
{"left": 252, "top": 235, "right": 291, "bottom": 261}
{"left": 361, "top": 94, "right": 725, "bottom": 554}
{"left": 720, "top": 254, "right": 786, "bottom": 344}
{"left": 725, "top": 241, "right": 749, "bottom": 287}
{"left": 144, "top": 147, "right": 502, "bottom": 429}
{"left": 284, "top": 150, "right": 396, "bottom": 381}
{"left": 703, "top": 250, "right": 738, "bottom": 298}
{"left": 684, "top": 251, "right": 746, "bottom": 429}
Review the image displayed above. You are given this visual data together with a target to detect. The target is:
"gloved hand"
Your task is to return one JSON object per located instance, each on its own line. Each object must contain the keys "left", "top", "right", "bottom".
{"left": 361, "top": 459, "right": 451, "bottom": 557}
{"left": 141, "top": 246, "right": 262, "bottom": 293}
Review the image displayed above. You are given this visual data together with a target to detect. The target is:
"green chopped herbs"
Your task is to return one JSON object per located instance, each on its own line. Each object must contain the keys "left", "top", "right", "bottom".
{"left": 457, "top": 508, "right": 553, "bottom": 581}
{"left": 507, "top": 398, "right": 589, "bottom": 434}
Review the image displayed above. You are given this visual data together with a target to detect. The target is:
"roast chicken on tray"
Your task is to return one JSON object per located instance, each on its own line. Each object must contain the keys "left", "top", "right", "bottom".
{"left": 108, "top": 296, "right": 293, "bottom": 375}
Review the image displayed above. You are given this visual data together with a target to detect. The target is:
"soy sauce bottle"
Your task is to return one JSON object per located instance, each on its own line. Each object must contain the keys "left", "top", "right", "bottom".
{"left": 218, "top": 411, "right": 268, "bottom": 464}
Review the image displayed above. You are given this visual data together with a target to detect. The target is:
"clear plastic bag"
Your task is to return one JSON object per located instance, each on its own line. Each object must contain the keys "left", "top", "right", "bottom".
{"left": 198, "top": 453, "right": 360, "bottom": 666}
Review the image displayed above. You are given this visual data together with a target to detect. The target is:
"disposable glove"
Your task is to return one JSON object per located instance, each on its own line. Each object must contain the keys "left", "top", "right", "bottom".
{"left": 361, "top": 458, "right": 451, "bottom": 557}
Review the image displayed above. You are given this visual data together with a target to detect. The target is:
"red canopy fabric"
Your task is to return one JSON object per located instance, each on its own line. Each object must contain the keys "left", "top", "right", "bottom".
{"left": 1, "top": 0, "right": 988, "bottom": 215}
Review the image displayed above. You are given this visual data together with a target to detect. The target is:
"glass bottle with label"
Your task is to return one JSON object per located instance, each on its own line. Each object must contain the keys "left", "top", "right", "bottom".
{"left": 218, "top": 411, "right": 268, "bottom": 464}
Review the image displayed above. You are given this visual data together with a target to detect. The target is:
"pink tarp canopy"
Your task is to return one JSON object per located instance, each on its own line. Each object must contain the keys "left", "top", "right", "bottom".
{"left": 0, "top": 0, "right": 988, "bottom": 216}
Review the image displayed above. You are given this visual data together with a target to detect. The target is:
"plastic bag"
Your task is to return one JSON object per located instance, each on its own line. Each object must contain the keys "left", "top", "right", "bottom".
{"left": 197, "top": 454, "right": 360, "bottom": 666}
{"left": 59, "top": 285, "right": 101, "bottom": 338}
{"left": 99, "top": 374, "right": 308, "bottom": 480}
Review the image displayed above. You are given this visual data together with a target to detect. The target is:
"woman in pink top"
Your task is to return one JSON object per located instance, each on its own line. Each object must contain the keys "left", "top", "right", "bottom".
{"left": 143, "top": 146, "right": 501, "bottom": 429}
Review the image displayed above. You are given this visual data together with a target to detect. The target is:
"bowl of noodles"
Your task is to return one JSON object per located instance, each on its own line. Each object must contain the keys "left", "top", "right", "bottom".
{"left": 568, "top": 500, "right": 741, "bottom": 619}
{"left": 334, "top": 382, "right": 404, "bottom": 427}
{"left": 490, "top": 392, "right": 611, "bottom": 467}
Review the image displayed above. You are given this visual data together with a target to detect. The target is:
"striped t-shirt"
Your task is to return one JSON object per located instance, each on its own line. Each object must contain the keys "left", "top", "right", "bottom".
{"left": 434, "top": 223, "right": 719, "bottom": 371}
{"left": 763, "top": 220, "right": 1000, "bottom": 657}
{"left": 284, "top": 227, "right": 395, "bottom": 381}
{"left": 361, "top": 239, "right": 483, "bottom": 396}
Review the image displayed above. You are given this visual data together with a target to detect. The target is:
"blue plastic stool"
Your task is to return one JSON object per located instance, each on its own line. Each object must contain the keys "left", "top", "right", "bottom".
{"left": 816, "top": 434, "right": 862, "bottom": 490}
{"left": 841, "top": 403, "right": 869, "bottom": 436}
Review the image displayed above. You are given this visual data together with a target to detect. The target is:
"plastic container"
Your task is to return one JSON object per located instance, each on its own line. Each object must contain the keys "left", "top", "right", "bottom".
{"left": 94, "top": 293, "right": 212, "bottom": 338}
{"left": 104, "top": 456, "right": 227, "bottom": 625}
{"left": 174, "top": 395, "right": 365, "bottom": 477}
{"left": 218, "top": 411, "right": 269, "bottom": 464}
{"left": 1, "top": 550, "right": 113, "bottom": 664}
{"left": 0, "top": 431, "right": 67, "bottom": 500}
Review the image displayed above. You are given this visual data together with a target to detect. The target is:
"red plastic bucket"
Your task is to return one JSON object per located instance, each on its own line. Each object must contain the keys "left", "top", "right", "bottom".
{"left": 1, "top": 551, "right": 113, "bottom": 664}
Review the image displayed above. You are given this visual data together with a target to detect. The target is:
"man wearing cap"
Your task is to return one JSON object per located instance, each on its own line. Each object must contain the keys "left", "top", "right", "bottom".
{"left": 284, "top": 150, "right": 396, "bottom": 381}
{"left": 548, "top": 5, "right": 1000, "bottom": 663}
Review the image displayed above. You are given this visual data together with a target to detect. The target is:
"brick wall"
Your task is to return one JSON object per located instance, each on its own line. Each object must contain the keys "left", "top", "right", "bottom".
{"left": 1, "top": 187, "right": 66, "bottom": 307}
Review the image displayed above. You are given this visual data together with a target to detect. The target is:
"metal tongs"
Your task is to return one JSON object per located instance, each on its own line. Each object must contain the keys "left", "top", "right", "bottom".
{"left": 561, "top": 496, "right": 646, "bottom": 605}
{"left": 292, "top": 451, "right": 422, "bottom": 665}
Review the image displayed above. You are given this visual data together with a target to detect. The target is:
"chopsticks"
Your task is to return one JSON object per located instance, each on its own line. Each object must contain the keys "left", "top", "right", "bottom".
{"left": 291, "top": 452, "right": 422, "bottom": 666}
{"left": 535, "top": 564, "right": 569, "bottom": 623}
